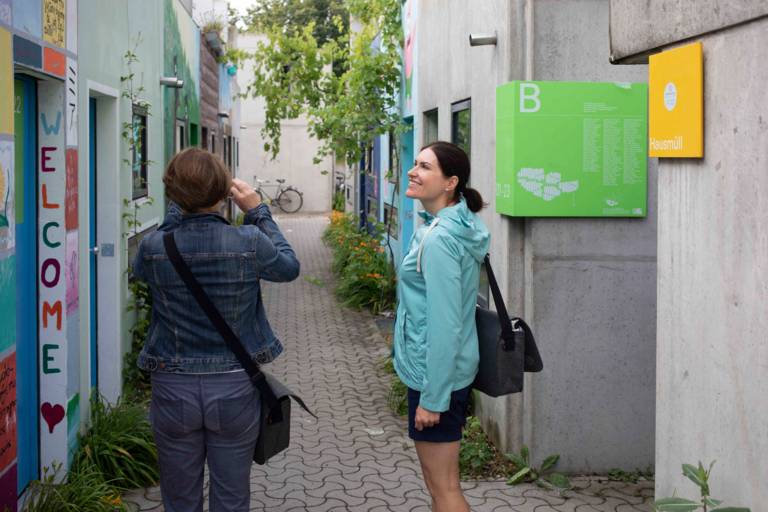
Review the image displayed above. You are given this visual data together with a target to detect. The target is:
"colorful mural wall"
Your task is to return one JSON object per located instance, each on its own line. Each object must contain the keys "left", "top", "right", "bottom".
{"left": 164, "top": 0, "right": 201, "bottom": 163}
{"left": 0, "top": 19, "right": 17, "bottom": 512}
{"left": 0, "top": 0, "right": 80, "bottom": 506}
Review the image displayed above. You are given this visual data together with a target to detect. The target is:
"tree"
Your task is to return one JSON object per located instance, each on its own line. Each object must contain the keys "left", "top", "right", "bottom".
{"left": 237, "top": 0, "right": 402, "bottom": 166}
{"left": 242, "top": 0, "right": 349, "bottom": 46}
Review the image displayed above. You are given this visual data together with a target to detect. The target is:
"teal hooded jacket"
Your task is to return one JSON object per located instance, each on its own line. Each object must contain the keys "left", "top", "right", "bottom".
{"left": 393, "top": 199, "right": 490, "bottom": 412}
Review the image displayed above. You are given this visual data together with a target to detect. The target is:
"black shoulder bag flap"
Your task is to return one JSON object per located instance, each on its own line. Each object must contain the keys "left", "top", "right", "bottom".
{"left": 163, "top": 232, "right": 316, "bottom": 465}
{"left": 473, "top": 254, "right": 543, "bottom": 397}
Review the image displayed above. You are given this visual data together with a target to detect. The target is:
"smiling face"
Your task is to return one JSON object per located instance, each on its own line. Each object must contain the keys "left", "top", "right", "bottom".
{"left": 406, "top": 148, "right": 458, "bottom": 207}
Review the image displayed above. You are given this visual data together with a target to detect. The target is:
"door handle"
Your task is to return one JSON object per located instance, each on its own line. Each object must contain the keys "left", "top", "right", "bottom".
{"left": 90, "top": 246, "right": 99, "bottom": 255}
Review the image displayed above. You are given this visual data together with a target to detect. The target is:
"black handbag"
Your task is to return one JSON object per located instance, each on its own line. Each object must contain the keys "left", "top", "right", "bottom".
{"left": 163, "top": 232, "right": 316, "bottom": 465}
{"left": 473, "top": 254, "right": 543, "bottom": 397}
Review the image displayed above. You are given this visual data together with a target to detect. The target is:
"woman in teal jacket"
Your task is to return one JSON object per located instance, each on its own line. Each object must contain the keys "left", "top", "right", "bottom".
{"left": 394, "top": 141, "right": 489, "bottom": 512}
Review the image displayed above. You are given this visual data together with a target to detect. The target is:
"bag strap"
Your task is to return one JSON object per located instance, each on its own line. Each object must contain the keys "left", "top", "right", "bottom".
{"left": 162, "top": 232, "right": 279, "bottom": 413}
{"left": 483, "top": 254, "right": 516, "bottom": 346}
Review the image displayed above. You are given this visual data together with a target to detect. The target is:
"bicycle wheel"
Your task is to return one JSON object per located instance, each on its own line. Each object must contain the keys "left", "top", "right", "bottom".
{"left": 276, "top": 188, "right": 303, "bottom": 213}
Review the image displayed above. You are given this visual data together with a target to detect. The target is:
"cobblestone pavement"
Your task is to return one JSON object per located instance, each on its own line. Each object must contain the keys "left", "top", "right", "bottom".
{"left": 125, "top": 214, "right": 654, "bottom": 511}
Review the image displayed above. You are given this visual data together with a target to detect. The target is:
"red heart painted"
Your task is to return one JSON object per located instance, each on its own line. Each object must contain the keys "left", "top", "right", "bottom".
{"left": 41, "top": 403, "right": 66, "bottom": 434}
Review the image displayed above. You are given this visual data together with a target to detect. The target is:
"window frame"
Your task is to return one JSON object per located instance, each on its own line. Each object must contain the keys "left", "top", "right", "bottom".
{"left": 131, "top": 103, "right": 149, "bottom": 200}
{"left": 450, "top": 98, "right": 471, "bottom": 159}
{"left": 423, "top": 108, "right": 439, "bottom": 146}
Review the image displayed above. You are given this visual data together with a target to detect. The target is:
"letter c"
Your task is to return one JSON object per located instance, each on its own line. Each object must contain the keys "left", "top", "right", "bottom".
{"left": 42, "top": 222, "right": 61, "bottom": 248}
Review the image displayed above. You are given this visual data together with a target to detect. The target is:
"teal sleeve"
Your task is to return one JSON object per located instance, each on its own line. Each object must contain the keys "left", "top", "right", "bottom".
{"left": 419, "top": 235, "right": 463, "bottom": 412}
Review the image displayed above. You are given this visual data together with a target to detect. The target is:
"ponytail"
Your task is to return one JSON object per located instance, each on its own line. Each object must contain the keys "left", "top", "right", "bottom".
{"left": 462, "top": 186, "right": 485, "bottom": 213}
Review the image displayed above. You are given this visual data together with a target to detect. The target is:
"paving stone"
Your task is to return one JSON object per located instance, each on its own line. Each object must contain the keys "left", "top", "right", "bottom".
{"left": 124, "top": 214, "right": 655, "bottom": 512}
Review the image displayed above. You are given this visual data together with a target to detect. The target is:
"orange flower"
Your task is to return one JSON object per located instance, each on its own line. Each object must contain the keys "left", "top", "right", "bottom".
{"left": 366, "top": 273, "right": 383, "bottom": 279}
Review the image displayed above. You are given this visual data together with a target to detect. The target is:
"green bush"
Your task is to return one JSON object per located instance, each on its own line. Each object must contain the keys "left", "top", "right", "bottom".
{"left": 72, "top": 396, "right": 159, "bottom": 491}
{"left": 332, "top": 190, "right": 345, "bottom": 212}
{"left": 460, "top": 416, "right": 516, "bottom": 480}
{"left": 123, "top": 279, "right": 151, "bottom": 403}
{"left": 323, "top": 212, "right": 396, "bottom": 314}
{"left": 22, "top": 463, "right": 127, "bottom": 512}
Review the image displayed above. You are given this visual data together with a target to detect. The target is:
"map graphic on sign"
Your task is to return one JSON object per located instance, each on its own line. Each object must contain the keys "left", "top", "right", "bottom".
{"left": 496, "top": 81, "right": 648, "bottom": 217}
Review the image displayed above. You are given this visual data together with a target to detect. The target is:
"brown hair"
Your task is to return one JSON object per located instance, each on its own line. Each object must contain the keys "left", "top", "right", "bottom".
{"left": 163, "top": 147, "right": 231, "bottom": 212}
{"left": 421, "top": 141, "right": 485, "bottom": 212}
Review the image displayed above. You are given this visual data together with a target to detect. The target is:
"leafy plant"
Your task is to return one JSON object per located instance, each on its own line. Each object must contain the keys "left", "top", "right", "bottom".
{"left": 22, "top": 463, "right": 127, "bottom": 512}
{"left": 506, "top": 445, "right": 571, "bottom": 491}
{"left": 123, "top": 278, "right": 152, "bottom": 402}
{"left": 240, "top": 0, "right": 402, "bottom": 165}
{"left": 653, "top": 461, "right": 750, "bottom": 512}
{"left": 608, "top": 467, "right": 654, "bottom": 484}
{"left": 332, "top": 190, "right": 345, "bottom": 211}
{"left": 72, "top": 396, "right": 159, "bottom": 491}
{"left": 459, "top": 417, "right": 516, "bottom": 480}
{"left": 201, "top": 20, "right": 224, "bottom": 35}
{"left": 323, "top": 211, "right": 396, "bottom": 314}
{"left": 387, "top": 376, "right": 408, "bottom": 417}
{"left": 303, "top": 275, "right": 324, "bottom": 286}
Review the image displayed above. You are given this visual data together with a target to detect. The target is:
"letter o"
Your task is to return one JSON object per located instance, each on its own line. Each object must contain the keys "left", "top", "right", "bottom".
{"left": 41, "top": 258, "right": 61, "bottom": 288}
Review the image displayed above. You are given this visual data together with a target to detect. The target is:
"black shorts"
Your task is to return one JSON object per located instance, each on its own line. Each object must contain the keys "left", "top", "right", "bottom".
{"left": 407, "top": 385, "right": 472, "bottom": 442}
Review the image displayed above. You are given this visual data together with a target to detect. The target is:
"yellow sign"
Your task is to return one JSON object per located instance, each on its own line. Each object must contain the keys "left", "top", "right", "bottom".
{"left": 648, "top": 42, "right": 703, "bottom": 158}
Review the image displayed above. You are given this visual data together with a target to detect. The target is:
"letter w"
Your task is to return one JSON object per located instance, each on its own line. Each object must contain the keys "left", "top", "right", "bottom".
{"left": 41, "top": 112, "right": 62, "bottom": 135}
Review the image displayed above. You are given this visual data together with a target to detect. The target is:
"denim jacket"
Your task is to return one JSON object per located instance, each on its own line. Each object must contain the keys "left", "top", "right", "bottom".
{"left": 132, "top": 202, "right": 300, "bottom": 373}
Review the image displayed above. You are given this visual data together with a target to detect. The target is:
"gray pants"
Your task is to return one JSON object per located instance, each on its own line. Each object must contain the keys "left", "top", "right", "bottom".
{"left": 150, "top": 371, "right": 261, "bottom": 512}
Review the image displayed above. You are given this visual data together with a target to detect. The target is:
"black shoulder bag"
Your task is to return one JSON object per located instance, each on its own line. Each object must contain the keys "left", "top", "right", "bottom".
{"left": 163, "top": 232, "right": 316, "bottom": 464}
{"left": 473, "top": 254, "right": 543, "bottom": 396}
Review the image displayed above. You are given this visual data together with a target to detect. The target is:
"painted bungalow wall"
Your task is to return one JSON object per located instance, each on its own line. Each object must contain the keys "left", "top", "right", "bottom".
{"left": 76, "top": 0, "right": 166, "bottom": 409}
{"left": 164, "top": 0, "right": 200, "bottom": 162}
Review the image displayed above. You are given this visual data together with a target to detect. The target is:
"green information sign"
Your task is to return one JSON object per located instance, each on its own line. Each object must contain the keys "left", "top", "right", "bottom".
{"left": 496, "top": 81, "right": 648, "bottom": 217}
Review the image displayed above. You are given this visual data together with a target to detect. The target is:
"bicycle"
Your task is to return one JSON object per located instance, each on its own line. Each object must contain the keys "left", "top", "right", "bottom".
{"left": 254, "top": 178, "right": 304, "bottom": 213}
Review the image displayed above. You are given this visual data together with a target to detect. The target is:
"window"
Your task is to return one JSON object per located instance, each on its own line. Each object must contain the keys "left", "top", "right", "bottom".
{"left": 451, "top": 99, "right": 471, "bottom": 158}
{"left": 383, "top": 204, "right": 399, "bottom": 240}
{"left": 202, "top": 127, "right": 209, "bottom": 150}
{"left": 211, "top": 131, "right": 216, "bottom": 154}
{"left": 132, "top": 104, "right": 148, "bottom": 199}
{"left": 387, "top": 130, "right": 398, "bottom": 185}
{"left": 423, "top": 108, "right": 438, "bottom": 145}
{"left": 367, "top": 196, "right": 378, "bottom": 220}
{"left": 175, "top": 121, "right": 186, "bottom": 152}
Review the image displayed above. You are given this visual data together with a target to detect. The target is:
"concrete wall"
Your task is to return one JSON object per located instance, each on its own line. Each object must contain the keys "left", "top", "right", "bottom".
{"left": 416, "top": 0, "right": 657, "bottom": 472}
{"left": 609, "top": 0, "right": 768, "bottom": 63}
{"left": 237, "top": 33, "right": 333, "bottom": 213}
{"left": 524, "top": 0, "right": 657, "bottom": 473}
{"left": 610, "top": 1, "right": 768, "bottom": 505}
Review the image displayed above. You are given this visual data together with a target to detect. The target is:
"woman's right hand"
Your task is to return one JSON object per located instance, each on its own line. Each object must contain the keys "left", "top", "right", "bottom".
{"left": 230, "top": 178, "right": 262, "bottom": 212}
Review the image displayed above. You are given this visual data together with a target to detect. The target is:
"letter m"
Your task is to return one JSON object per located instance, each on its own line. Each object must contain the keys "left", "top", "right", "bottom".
{"left": 41, "top": 112, "right": 62, "bottom": 135}
{"left": 42, "top": 301, "right": 63, "bottom": 330}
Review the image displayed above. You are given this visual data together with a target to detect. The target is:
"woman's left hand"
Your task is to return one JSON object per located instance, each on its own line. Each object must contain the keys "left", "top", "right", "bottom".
{"left": 414, "top": 406, "right": 440, "bottom": 431}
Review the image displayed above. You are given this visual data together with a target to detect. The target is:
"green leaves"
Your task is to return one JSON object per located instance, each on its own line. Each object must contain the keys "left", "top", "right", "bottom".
{"left": 241, "top": 0, "right": 402, "bottom": 165}
{"left": 654, "top": 462, "right": 751, "bottom": 512}
{"left": 507, "top": 467, "right": 531, "bottom": 485}
{"left": 682, "top": 462, "right": 710, "bottom": 495}
{"left": 653, "top": 497, "right": 700, "bottom": 511}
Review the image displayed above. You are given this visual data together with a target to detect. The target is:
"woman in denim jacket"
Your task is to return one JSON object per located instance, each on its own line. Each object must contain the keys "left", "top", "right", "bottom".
{"left": 132, "top": 148, "right": 299, "bottom": 512}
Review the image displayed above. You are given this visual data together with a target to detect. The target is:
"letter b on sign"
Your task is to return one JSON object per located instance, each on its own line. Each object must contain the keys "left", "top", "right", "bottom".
{"left": 520, "top": 83, "right": 541, "bottom": 113}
